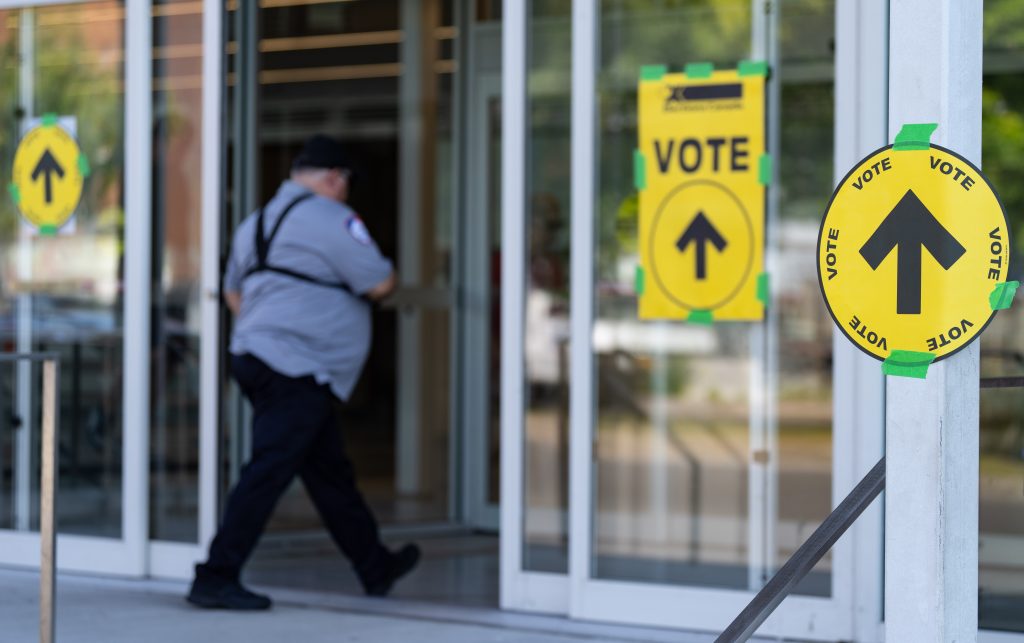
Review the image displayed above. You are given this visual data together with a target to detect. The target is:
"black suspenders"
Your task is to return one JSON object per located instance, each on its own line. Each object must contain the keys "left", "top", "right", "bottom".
{"left": 242, "top": 193, "right": 357, "bottom": 295}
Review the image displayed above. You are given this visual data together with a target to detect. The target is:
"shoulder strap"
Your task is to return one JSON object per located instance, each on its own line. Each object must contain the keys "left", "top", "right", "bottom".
{"left": 241, "top": 193, "right": 368, "bottom": 301}
{"left": 254, "top": 193, "right": 314, "bottom": 267}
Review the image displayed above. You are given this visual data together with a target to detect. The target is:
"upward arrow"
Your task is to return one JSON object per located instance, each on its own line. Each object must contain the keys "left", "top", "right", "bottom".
{"left": 859, "top": 189, "right": 966, "bottom": 315}
{"left": 31, "top": 149, "right": 65, "bottom": 205}
{"left": 676, "top": 211, "right": 728, "bottom": 280}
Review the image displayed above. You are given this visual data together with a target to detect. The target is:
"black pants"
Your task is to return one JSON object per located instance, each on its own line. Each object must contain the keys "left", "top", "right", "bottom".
{"left": 199, "top": 354, "right": 388, "bottom": 586}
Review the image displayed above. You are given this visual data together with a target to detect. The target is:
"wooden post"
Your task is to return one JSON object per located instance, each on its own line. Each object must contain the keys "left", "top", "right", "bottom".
{"left": 40, "top": 359, "right": 58, "bottom": 643}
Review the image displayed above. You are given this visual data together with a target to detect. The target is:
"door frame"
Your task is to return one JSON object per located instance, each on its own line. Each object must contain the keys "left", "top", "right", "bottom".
{"left": 0, "top": 0, "right": 152, "bottom": 577}
{"left": 499, "top": 0, "right": 571, "bottom": 615}
{"left": 147, "top": 0, "right": 223, "bottom": 579}
{"left": 460, "top": 68, "right": 502, "bottom": 531}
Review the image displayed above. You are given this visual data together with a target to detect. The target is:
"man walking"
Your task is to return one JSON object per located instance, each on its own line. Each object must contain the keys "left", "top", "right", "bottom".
{"left": 188, "top": 135, "right": 419, "bottom": 610}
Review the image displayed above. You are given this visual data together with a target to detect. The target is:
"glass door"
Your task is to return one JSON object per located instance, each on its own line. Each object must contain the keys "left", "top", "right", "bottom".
{"left": 146, "top": 0, "right": 221, "bottom": 578}
{"left": 502, "top": 0, "right": 883, "bottom": 638}
{"left": 220, "top": 0, "right": 466, "bottom": 546}
{"left": 569, "top": 0, "right": 863, "bottom": 638}
{"left": 0, "top": 0, "right": 151, "bottom": 576}
{"left": 460, "top": 68, "right": 502, "bottom": 530}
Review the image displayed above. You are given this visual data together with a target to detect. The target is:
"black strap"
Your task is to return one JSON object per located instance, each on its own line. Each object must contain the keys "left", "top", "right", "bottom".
{"left": 254, "top": 193, "right": 312, "bottom": 269}
{"left": 243, "top": 193, "right": 356, "bottom": 296}
{"left": 257, "top": 265, "right": 357, "bottom": 291}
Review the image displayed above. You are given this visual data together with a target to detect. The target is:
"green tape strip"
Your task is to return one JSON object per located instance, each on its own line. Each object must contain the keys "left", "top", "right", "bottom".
{"left": 8, "top": 183, "right": 20, "bottom": 205}
{"left": 688, "top": 309, "right": 713, "bottom": 325}
{"left": 633, "top": 149, "right": 646, "bottom": 190}
{"left": 39, "top": 225, "right": 57, "bottom": 237}
{"left": 635, "top": 266, "right": 645, "bottom": 295}
{"left": 756, "top": 272, "right": 770, "bottom": 305}
{"left": 882, "top": 350, "right": 937, "bottom": 379}
{"left": 640, "top": 65, "right": 668, "bottom": 81}
{"left": 41, "top": 113, "right": 58, "bottom": 127}
{"left": 78, "top": 153, "right": 91, "bottom": 178}
{"left": 990, "top": 280, "right": 1020, "bottom": 311}
{"left": 685, "top": 62, "right": 714, "bottom": 79}
{"left": 758, "top": 154, "right": 772, "bottom": 185}
{"left": 893, "top": 123, "right": 938, "bottom": 151}
{"left": 738, "top": 60, "right": 768, "bottom": 77}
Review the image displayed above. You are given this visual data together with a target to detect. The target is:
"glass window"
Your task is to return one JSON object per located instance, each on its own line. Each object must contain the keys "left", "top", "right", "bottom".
{"left": 523, "top": 0, "right": 572, "bottom": 574}
{"left": 149, "top": 0, "right": 204, "bottom": 543}
{"left": 774, "top": 0, "right": 835, "bottom": 595}
{"left": 979, "top": 0, "right": 1024, "bottom": 632}
{"left": 0, "top": 2, "right": 126, "bottom": 538}
{"left": 590, "top": 0, "right": 835, "bottom": 595}
{"left": 593, "top": 0, "right": 754, "bottom": 591}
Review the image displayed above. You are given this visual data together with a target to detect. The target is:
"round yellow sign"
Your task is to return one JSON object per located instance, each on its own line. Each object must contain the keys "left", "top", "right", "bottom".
{"left": 11, "top": 121, "right": 85, "bottom": 232}
{"left": 818, "top": 144, "right": 1011, "bottom": 362}
{"left": 649, "top": 180, "right": 754, "bottom": 311}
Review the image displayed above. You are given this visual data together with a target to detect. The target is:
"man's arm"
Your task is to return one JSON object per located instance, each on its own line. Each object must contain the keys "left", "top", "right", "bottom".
{"left": 223, "top": 221, "right": 249, "bottom": 317}
{"left": 365, "top": 272, "right": 397, "bottom": 301}
{"left": 225, "top": 291, "right": 242, "bottom": 316}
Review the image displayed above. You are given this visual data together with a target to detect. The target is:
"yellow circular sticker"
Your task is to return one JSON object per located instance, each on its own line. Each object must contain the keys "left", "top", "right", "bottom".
{"left": 11, "top": 121, "right": 85, "bottom": 232}
{"left": 818, "top": 144, "right": 1011, "bottom": 362}
{"left": 649, "top": 180, "right": 754, "bottom": 311}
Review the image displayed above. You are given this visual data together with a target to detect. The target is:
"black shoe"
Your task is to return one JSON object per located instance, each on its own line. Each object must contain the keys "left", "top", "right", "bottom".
{"left": 187, "top": 575, "right": 272, "bottom": 610}
{"left": 364, "top": 544, "right": 421, "bottom": 597}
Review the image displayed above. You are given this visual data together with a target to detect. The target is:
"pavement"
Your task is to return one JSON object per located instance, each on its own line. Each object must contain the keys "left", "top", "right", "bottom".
{"left": 0, "top": 567, "right": 750, "bottom": 643}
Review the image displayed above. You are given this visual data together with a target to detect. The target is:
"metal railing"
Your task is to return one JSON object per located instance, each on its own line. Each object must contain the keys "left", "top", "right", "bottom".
{"left": 716, "top": 363, "right": 1024, "bottom": 641}
{"left": 1, "top": 353, "right": 60, "bottom": 643}
{"left": 715, "top": 457, "right": 886, "bottom": 643}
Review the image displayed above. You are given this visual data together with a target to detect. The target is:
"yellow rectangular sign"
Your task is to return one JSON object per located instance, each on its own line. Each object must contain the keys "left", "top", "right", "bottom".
{"left": 637, "top": 66, "right": 766, "bottom": 321}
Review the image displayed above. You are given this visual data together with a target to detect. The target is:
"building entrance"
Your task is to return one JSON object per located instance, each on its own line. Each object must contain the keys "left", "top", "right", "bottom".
{"left": 224, "top": 0, "right": 503, "bottom": 562}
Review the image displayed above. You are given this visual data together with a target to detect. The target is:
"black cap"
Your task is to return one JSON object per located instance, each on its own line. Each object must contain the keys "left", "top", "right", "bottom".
{"left": 292, "top": 134, "right": 352, "bottom": 171}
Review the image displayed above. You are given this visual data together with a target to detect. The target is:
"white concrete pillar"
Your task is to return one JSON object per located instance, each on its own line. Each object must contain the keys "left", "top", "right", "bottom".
{"left": 885, "top": 2, "right": 982, "bottom": 641}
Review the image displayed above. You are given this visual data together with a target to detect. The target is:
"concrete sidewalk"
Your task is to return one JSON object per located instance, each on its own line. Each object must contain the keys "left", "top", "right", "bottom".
{"left": 0, "top": 568, "right": 750, "bottom": 643}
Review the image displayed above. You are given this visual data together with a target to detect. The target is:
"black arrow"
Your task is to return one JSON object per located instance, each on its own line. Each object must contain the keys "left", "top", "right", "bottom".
{"left": 32, "top": 149, "right": 64, "bottom": 204}
{"left": 676, "top": 211, "right": 728, "bottom": 280}
{"left": 859, "top": 189, "right": 966, "bottom": 315}
{"left": 31, "top": 149, "right": 64, "bottom": 205}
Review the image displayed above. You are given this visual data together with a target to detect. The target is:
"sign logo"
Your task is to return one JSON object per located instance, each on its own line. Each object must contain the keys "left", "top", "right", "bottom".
{"left": 664, "top": 83, "right": 744, "bottom": 112}
{"left": 817, "top": 143, "right": 1010, "bottom": 362}
{"left": 638, "top": 67, "right": 765, "bottom": 320}
{"left": 11, "top": 118, "right": 85, "bottom": 233}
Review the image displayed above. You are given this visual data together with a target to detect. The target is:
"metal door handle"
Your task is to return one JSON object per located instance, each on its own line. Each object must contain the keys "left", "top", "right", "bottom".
{"left": 380, "top": 287, "right": 452, "bottom": 312}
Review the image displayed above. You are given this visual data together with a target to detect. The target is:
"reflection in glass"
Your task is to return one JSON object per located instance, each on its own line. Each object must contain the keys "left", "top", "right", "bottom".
{"left": 591, "top": 0, "right": 835, "bottom": 595}
{"left": 592, "top": 0, "right": 754, "bottom": 591}
{"left": 150, "top": 0, "right": 204, "bottom": 543}
{"left": 524, "top": 0, "right": 571, "bottom": 573}
{"left": 0, "top": 2, "right": 126, "bottom": 538}
{"left": 773, "top": 0, "right": 835, "bottom": 597}
{"left": 979, "top": 0, "right": 1024, "bottom": 631}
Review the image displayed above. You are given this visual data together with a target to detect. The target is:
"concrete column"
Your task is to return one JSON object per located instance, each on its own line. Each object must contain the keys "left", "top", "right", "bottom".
{"left": 885, "top": 2, "right": 982, "bottom": 640}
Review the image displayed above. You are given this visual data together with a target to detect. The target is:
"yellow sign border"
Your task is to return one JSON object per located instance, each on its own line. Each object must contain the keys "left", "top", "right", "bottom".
{"left": 636, "top": 67, "right": 767, "bottom": 321}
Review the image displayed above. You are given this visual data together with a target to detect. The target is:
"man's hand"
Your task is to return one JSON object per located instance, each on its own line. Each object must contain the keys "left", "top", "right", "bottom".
{"left": 225, "top": 291, "right": 242, "bottom": 316}
{"left": 366, "top": 272, "right": 397, "bottom": 301}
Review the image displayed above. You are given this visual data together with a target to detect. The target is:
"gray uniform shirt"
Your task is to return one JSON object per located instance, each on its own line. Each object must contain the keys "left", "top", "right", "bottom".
{"left": 223, "top": 180, "right": 393, "bottom": 400}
